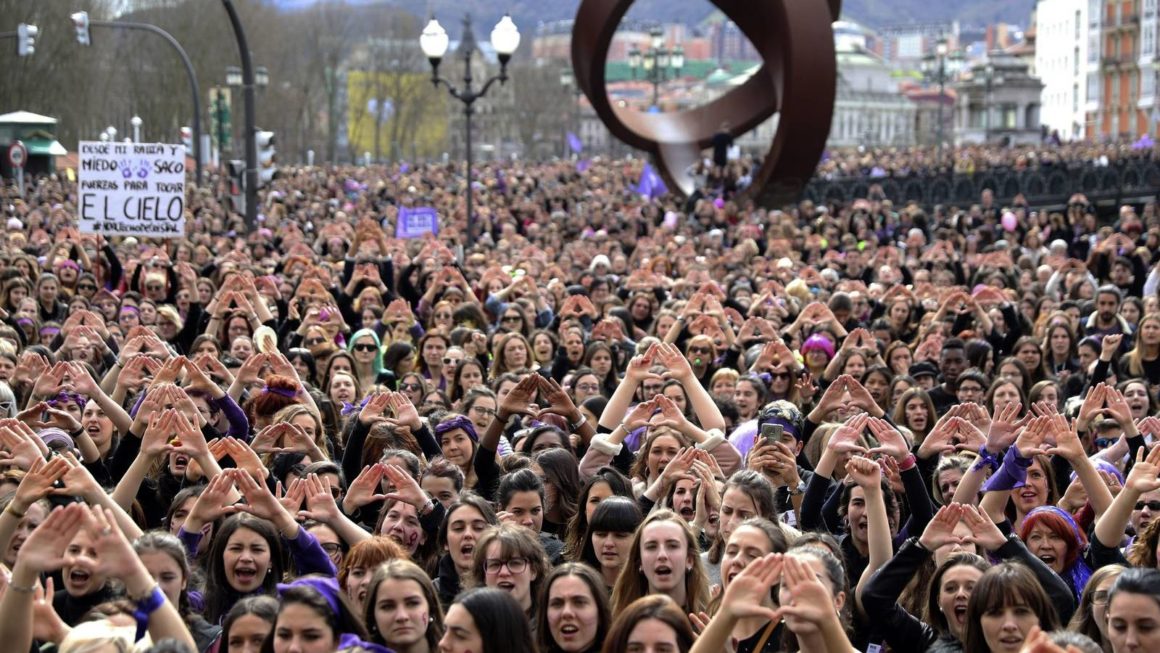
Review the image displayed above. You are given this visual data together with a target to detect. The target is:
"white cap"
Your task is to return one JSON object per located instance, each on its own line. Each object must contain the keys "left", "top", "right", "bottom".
{"left": 6, "top": 218, "right": 22, "bottom": 230}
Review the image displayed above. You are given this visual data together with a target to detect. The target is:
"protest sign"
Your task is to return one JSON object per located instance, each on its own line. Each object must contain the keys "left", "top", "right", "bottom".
{"left": 396, "top": 206, "right": 439, "bottom": 239}
{"left": 77, "top": 141, "right": 186, "bottom": 238}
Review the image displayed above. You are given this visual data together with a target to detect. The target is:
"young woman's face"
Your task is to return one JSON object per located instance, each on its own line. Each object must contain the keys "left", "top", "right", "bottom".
{"left": 503, "top": 338, "right": 528, "bottom": 370}
{"left": 584, "top": 481, "right": 613, "bottom": 522}
{"left": 936, "top": 468, "right": 964, "bottom": 504}
{"left": 640, "top": 521, "right": 689, "bottom": 595}
{"left": 446, "top": 505, "right": 489, "bottom": 572}
{"left": 223, "top": 527, "right": 271, "bottom": 593}
{"left": 227, "top": 613, "right": 272, "bottom": 653}
{"left": 992, "top": 382, "right": 1022, "bottom": 413}
{"left": 81, "top": 400, "right": 115, "bottom": 454}
{"left": 140, "top": 550, "right": 187, "bottom": 607}
{"left": 422, "top": 337, "right": 448, "bottom": 367}
{"left": 533, "top": 334, "right": 554, "bottom": 363}
{"left": 591, "top": 526, "right": 633, "bottom": 573}
{"left": 547, "top": 575, "right": 601, "bottom": 653}
{"left": 777, "top": 555, "right": 841, "bottom": 634}
{"left": 374, "top": 577, "right": 432, "bottom": 650}
{"left": 718, "top": 487, "right": 759, "bottom": 549}
{"left": 62, "top": 530, "right": 105, "bottom": 597}
{"left": 733, "top": 381, "right": 760, "bottom": 417}
{"left": 442, "top": 349, "right": 465, "bottom": 380}
{"left": 979, "top": 598, "right": 1039, "bottom": 653}
{"left": 439, "top": 604, "right": 482, "bottom": 653}
{"left": 720, "top": 524, "right": 774, "bottom": 591}
{"left": 1013, "top": 459, "right": 1049, "bottom": 515}
{"left": 329, "top": 373, "right": 357, "bottom": 405}
{"left": 589, "top": 350, "right": 612, "bottom": 377}
{"left": 937, "top": 565, "right": 982, "bottom": 639}
{"left": 1016, "top": 345, "right": 1041, "bottom": 369}
{"left": 1035, "top": 385, "right": 1060, "bottom": 409}
{"left": 625, "top": 618, "right": 680, "bottom": 653}
{"left": 483, "top": 540, "right": 537, "bottom": 610}
{"left": 1124, "top": 382, "right": 1150, "bottom": 420}
{"left": 272, "top": 603, "right": 337, "bottom": 653}
{"left": 5, "top": 502, "right": 46, "bottom": 567}
{"left": 889, "top": 347, "right": 912, "bottom": 374}
{"left": 353, "top": 336, "right": 378, "bottom": 364}
{"left": 572, "top": 374, "right": 601, "bottom": 404}
{"left": 381, "top": 502, "right": 425, "bottom": 554}
{"left": 439, "top": 429, "right": 474, "bottom": 468}
{"left": 1091, "top": 575, "right": 1118, "bottom": 643}
{"left": 645, "top": 435, "right": 682, "bottom": 480}
{"left": 905, "top": 397, "right": 929, "bottom": 432}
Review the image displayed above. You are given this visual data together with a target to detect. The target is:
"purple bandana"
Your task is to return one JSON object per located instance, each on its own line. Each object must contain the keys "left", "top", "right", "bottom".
{"left": 435, "top": 414, "right": 478, "bottom": 442}
{"left": 277, "top": 576, "right": 341, "bottom": 615}
{"left": 262, "top": 385, "right": 298, "bottom": 399}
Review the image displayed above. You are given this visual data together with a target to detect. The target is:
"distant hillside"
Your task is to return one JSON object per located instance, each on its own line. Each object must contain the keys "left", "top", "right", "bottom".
{"left": 265, "top": 0, "right": 1033, "bottom": 33}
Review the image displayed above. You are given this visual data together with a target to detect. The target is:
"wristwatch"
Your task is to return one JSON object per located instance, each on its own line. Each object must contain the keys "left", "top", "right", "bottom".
{"left": 787, "top": 480, "right": 807, "bottom": 496}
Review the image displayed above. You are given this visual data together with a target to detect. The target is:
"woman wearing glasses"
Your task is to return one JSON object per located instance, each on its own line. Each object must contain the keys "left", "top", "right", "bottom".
{"left": 347, "top": 328, "right": 385, "bottom": 390}
{"left": 470, "top": 524, "right": 550, "bottom": 622}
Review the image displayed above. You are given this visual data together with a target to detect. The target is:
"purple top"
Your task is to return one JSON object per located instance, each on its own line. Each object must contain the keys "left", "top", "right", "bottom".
{"left": 981, "top": 446, "right": 1033, "bottom": 492}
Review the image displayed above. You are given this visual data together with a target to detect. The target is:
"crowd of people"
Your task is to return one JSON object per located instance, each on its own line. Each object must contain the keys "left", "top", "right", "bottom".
{"left": 0, "top": 147, "right": 1156, "bottom": 653}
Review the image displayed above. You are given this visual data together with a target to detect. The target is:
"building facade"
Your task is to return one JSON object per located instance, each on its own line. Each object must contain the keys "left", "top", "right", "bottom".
{"left": 955, "top": 53, "right": 1046, "bottom": 145}
{"left": 1085, "top": 0, "right": 1159, "bottom": 139}
{"left": 1035, "top": 0, "right": 1089, "bottom": 140}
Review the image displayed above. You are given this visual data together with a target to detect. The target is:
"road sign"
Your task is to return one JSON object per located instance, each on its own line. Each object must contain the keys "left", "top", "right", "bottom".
{"left": 6, "top": 141, "right": 27, "bottom": 169}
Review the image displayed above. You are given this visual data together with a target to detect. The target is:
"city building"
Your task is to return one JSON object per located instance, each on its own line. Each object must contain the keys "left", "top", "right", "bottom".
{"left": 1034, "top": 0, "right": 1088, "bottom": 140}
{"left": 728, "top": 28, "right": 916, "bottom": 151}
{"left": 877, "top": 21, "right": 960, "bottom": 66}
{"left": 1084, "top": 0, "right": 1158, "bottom": 140}
{"left": 954, "top": 52, "right": 1045, "bottom": 145}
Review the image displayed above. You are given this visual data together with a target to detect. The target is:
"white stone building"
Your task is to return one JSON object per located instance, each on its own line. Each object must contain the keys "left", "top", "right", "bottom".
{"left": 1035, "top": 0, "right": 1089, "bottom": 140}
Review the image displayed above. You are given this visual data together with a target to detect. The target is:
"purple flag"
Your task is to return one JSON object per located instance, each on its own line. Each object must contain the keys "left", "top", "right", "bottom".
{"left": 636, "top": 162, "right": 668, "bottom": 199}
{"left": 567, "top": 131, "right": 584, "bottom": 154}
{"left": 576, "top": 159, "right": 591, "bottom": 173}
{"left": 399, "top": 161, "right": 410, "bottom": 173}
{"left": 395, "top": 206, "right": 439, "bottom": 239}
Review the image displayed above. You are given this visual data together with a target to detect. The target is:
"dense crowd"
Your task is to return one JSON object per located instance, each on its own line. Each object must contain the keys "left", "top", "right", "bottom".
{"left": 0, "top": 149, "right": 1157, "bottom": 653}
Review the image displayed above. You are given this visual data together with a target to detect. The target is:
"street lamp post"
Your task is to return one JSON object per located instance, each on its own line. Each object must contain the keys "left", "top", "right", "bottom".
{"left": 984, "top": 63, "right": 995, "bottom": 144}
{"left": 131, "top": 115, "right": 142, "bottom": 143}
{"left": 560, "top": 68, "right": 583, "bottom": 156}
{"left": 420, "top": 13, "right": 521, "bottom": 249}
{"left": 628, "top": 27, "right": 683, "bottom": 110}
{"left": 221, "top": 0, "right": 259, "bottom": 232}
{"left": 70, "top": 13, "right": 204, "bottom": 186}
{"left": 922, "top": 37, "right": 950, "bottom": 161}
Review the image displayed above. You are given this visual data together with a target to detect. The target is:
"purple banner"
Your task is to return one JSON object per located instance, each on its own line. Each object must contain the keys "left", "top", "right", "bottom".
{"left": 395, "top": 206, "right": 439, "bottom": 239}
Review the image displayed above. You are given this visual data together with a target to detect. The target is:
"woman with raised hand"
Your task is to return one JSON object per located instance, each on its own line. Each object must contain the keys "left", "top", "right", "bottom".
{"left": 185, "top": 468, "right": 336, "bottom": 623}
{"left": 0, "top": 503, "right": 196, "bottom": 651}
{"left": 689, "top": 518, "right": 788, "bottom": 652}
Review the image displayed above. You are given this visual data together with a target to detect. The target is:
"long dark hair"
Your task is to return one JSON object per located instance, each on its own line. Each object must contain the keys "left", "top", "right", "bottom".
{"left": 454, "top": 587, "right": 538, "bottom": 653}
{"left": 564, "top": 467, "right": 634, "bottom": 561}
{"left": 602, "top": 595, "right": 696, "bottom": 653}
{"left": 222, "top": 596, "right": 278, "bottom": 649}
{"left": 204, "top": 514, "right": 286, "bottom": 624}
{"left": 579, "top": 496, "right": 644, "bottom": 571}
{"left": 537, "top": 563, "right": 611, "bottom": 653}
{"left": 364, "top": 559, "right": 446, "bottom": 652}
{"left": 962, "top": 562, "right": 1060, "bottom": 653}
{"left": 259, "top": 578, "right": 368, "bottom": 653}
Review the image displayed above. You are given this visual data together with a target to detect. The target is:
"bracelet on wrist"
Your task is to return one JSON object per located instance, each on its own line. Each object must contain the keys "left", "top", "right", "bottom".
{"left": 5, "top": 504, "right": 26, "bottom": 520}
{"left": 7, "top": 580, "right": 36, "bottom": 593}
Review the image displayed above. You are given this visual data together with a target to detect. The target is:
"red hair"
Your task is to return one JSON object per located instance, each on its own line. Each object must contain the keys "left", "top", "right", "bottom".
{"left": 1019, "top": 508, "right": 1086, "bottom": 570}
{"left": 244, "top": 374, "right": 301, "bottom": 425}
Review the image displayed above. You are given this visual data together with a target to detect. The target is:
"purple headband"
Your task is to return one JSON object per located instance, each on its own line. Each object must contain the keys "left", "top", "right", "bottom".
{"left": 435, "top": 414, "right": 478, "bottom": 442}
{"left": 120, "top": 306, "right": 140, "bottom": 315}
{"left": 49, "top": 392, "right": 87, "bottom": 408}
{"left": 56, "top": 259, "right": 80, "bottom": 272}
{"left": 277, "top": 576, "right": 341, "bottom": 615}
{"left": 14, "top": 318, "right": 33, "bottom": 327}
{"left": 40, "top": 327, "right": 60, "bottom": 336}
{"left": 262, "top": 385, "right": 298, "bottom": 399}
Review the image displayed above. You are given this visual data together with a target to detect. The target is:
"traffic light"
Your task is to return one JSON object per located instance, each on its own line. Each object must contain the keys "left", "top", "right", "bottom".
{"left": 71, "top": 11, "right": 90, "bottom": 46}
{"left": 226, "top": 160, "right": 246, "bottom": 213}
{"left": 180, "top": 126, "right": 193, "bottom": 156}
{"left": 255, "top": 130, "right": 278, "bottom": 187}
{"left": 16, "top": 23, "right": 37, "bottom": 57}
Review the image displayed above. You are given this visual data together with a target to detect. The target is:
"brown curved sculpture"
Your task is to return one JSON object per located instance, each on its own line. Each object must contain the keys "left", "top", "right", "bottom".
{"left": 571, "top": 0, "right": 840, "bottom": 207}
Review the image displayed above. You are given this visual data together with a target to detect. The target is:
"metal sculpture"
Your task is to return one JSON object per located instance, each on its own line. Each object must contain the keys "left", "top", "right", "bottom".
{"left": 571, "top": 0, "right": 840, "bottom": 207}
